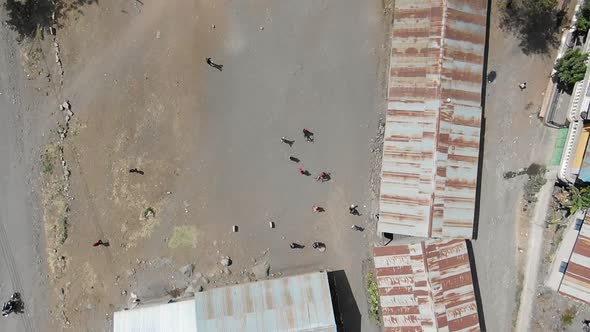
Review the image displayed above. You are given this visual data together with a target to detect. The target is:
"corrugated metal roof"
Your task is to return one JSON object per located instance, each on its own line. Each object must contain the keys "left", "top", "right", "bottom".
{"left": 113, "top": 272, "right": 336, "bottom": 332}
{"left": 379, "top": 0, "right": 487, "bottom": 238}
{"left": 194, "top": 271, "right": 337, "bottom": 332}
{"left": 559, "top": 216, "right": 590, "bottom": 304}
{"left": 373, "top": 239, "right": 481, "bottom": 331}
{"left": 114, "top": 298, "right": 197, "bottom": 332}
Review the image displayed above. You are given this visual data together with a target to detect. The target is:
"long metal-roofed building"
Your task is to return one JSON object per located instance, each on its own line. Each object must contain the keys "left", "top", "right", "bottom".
{"left": 113, "top": 271, "right": 338, "bottom": 332}
{"left": 373, "top": 239, "right": 482, "bottom": 331}
{"left": 379, "top": 0, "right": 487, "bottom": 238}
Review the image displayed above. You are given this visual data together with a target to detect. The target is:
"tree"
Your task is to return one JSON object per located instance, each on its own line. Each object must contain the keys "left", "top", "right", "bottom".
{"left": 567, "top": 186, "right": 590, "bottom": 214}
{"left": 555, "top": 48, "right": 588, "bottom": 87}
{"left": 523, "top": 0, "right": 558, "bottom": 15}
{"left": 577, "top": 0, "right": 590, "bottom": 33}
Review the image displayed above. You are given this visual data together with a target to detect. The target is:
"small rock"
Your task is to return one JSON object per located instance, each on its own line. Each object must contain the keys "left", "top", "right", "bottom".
{"left": 179, "top": 264, "right": 194, "bottom": 278}
{"left": 197, "top": 285, "right": 203, "bottom": 292}
{"left": 220, "top": 256, "right": 231, "bottom": 267}
{"left": 211, "top": 24, "right": 216, "bottom": 29}
{"left": 62, "top": 101, "right": 70, "bottom": 111}
{"left": 259, "top": 26, "right": 264, "bottom": 31}
{"left": 251, "top": 261, "right": 270, "bottom": 279}
{"left": 121, "top": 290, "right": 127, "bottom": 296}
{"left": 184, "top": 285, "right": 195, "bottom": 297}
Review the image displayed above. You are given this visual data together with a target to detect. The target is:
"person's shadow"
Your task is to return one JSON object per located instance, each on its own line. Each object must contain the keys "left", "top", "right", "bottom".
{"left": 206, "top": 58, "right": 223, "bottom": 71}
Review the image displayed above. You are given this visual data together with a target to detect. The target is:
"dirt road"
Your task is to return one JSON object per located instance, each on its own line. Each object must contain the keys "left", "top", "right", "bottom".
{"left": 472, "top": 2, "right": 560, "bottom": 331}
{"left": 0, "top": 12, "right": 54, "bottom": 332}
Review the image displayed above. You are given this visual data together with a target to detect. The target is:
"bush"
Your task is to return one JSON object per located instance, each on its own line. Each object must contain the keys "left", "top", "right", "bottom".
{"left": 555, "top": 48, "right": 588, "bottom": 87}
{"left": 578, "top": 0, "right": 590, "bottom": 32}
{"left": 524, "top": 0, "right": 558, "bottom": 15}
{"left": 561, "top": 306, "right": 577, "bottom": 325}
{"left": 568, "top": 186, "right": 590, "bottom": 214}
{"left": 367, "top": 272, "right": 381, "bottom": 323}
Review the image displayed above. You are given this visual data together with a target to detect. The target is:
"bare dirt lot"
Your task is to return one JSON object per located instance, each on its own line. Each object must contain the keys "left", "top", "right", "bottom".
{"left": 29, "top": 0, "right": 393, "bottom": 331}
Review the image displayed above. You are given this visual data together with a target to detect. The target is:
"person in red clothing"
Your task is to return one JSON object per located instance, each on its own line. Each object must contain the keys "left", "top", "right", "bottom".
{"left": 92, "top": 240, "right": 109, "bottom": 247}
{"left": 299, "top": 167, "right": 309, "bottom": 176}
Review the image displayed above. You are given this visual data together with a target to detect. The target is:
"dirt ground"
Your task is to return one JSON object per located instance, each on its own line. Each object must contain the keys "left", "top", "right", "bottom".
{"left": 471, "top": 0, "right": 563, "bottom": 331}
{"left": 28, "top": 0, "right": 393, "bottom": 331}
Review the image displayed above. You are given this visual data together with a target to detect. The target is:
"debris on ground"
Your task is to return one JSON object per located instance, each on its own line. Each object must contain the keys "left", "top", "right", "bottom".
{"left": 251, "top": 261, "right": 270, "bottom": 279}
{"left": 220, "top": 256, "right": 231, "bottom": 267}
{"left": 179, "top": 264, "right": 194, "bottom": 278}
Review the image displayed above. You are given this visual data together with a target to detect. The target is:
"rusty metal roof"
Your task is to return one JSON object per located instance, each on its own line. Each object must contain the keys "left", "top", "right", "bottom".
{"left": 559, "top": 216, "right": 590, "bottom": 304}
{"left": 194, "top": 271, "right": 337, "bottom": 332}
{"left": 373, "top": 239, "right": 481, "bottom": 331}
{"left": 379, "top": 0, "right": 487, "bottom": 238}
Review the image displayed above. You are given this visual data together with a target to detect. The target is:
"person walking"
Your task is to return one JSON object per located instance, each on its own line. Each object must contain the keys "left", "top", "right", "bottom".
{"left": 518, "top": 82, "right": 526, "bottom": 90}
{"left": 349, "top": 204, "right": 359, "bottom": 215}
{"left": 281, "top": 136, "right": 294, "bottom": 146}
{"left": 299, "top": 167, "right": 309, "bottom": 176}
{"left": 312, "top": 242, "right": 326, "bottom": 252}
{"left": 290, "top": 242, "right": 304, "bottom": 249}
{"left": 92, "top": 240, "right": 109, "bottom": 247}
{"left": 303, "top": 128, "right": 314, "bottom": 142}
{"left": 205, "top": 57, "right": 223, "bottom": 71}
{"left": 351, "top": 225, "right": 364, "bottom": 231}
{"left": 129, "top": 168, "right": 144, "bottom": 175}
{"left": 312, "top": 206, "right": 324, "bottom": 213}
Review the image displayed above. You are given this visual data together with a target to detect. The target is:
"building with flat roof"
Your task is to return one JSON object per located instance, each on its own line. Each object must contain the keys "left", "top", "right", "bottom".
{"left": 113, "top": 271, "right": 338, "bottom": 332}
{"left": 373, "top": 239, "right": 482, "bottom": 331}
{"left": 378, "top": 0, "right": 488, "bottom": 238}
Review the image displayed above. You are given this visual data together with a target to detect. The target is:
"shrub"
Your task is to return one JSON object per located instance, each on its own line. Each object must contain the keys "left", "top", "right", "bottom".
{"left": 555, "top": 48, "right": 588, "bottom": 87}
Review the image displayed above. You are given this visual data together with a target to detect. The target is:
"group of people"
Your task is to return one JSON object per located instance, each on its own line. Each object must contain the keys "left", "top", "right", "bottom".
{"left": 282, "top": 129, "right": 363, "bottom": 252}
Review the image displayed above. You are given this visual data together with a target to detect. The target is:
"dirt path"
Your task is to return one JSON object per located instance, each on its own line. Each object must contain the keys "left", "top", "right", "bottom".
{"left": 0, "top": 11, "right": 56, "bottom": 332}
{"left": 515, "top": 171, "right": 555, "bottom": 331}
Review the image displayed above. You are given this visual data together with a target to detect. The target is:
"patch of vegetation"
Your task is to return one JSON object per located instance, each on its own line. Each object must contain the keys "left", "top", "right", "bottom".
{"left": 41, "top": 152, "right": 54, "bottom": 174}
{"left": 561, "top": 306, "right": 577, "bottom": 325}
{"left": 168, "top": 226, "right": 197, "bottom": 249}
{"left": 58, "top": 216, "right": 68, "bottom": 245}
{"left": 578, "top": 0, "right": 590, "bottom": 32}
{"left": 523, "top": 164, "right": 547, "bottom": 206}
{"left": 555, "top": 48, "right": 588, "bottom": 88}
{"left": 500, "top": 0, "right": 563, "bottom": 55}
{"left": 568, "top": 186, "right": 590, "bottom": 214}
{"left": 367, "top": 272, "right": 381, "bottom": 324}
{"left": 143, "top": 207, "right": 155, "bottom": 219}
{"left": 3, "top": 0, "right": 97, "bottom": 42}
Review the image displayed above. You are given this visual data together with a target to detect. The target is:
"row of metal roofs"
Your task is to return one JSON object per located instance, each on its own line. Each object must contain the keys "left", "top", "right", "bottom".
{"left": 378, "top": 0, "right": 487, "bottom": 239}
{"left": 373, "top": 239, "right": 480, "bottom": 331}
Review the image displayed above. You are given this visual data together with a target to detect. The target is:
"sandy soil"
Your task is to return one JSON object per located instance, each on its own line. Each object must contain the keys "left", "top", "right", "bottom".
{"left": 33, "top": 0, "right": 392, "bottom": 331}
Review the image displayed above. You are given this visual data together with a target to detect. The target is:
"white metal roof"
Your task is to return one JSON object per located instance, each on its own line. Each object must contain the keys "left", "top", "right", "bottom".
{"left": 114, "top": 298, "right": 196, "bottom": 332}
{"left": 113, "top": 271, "right": 337, "bottom": 332}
